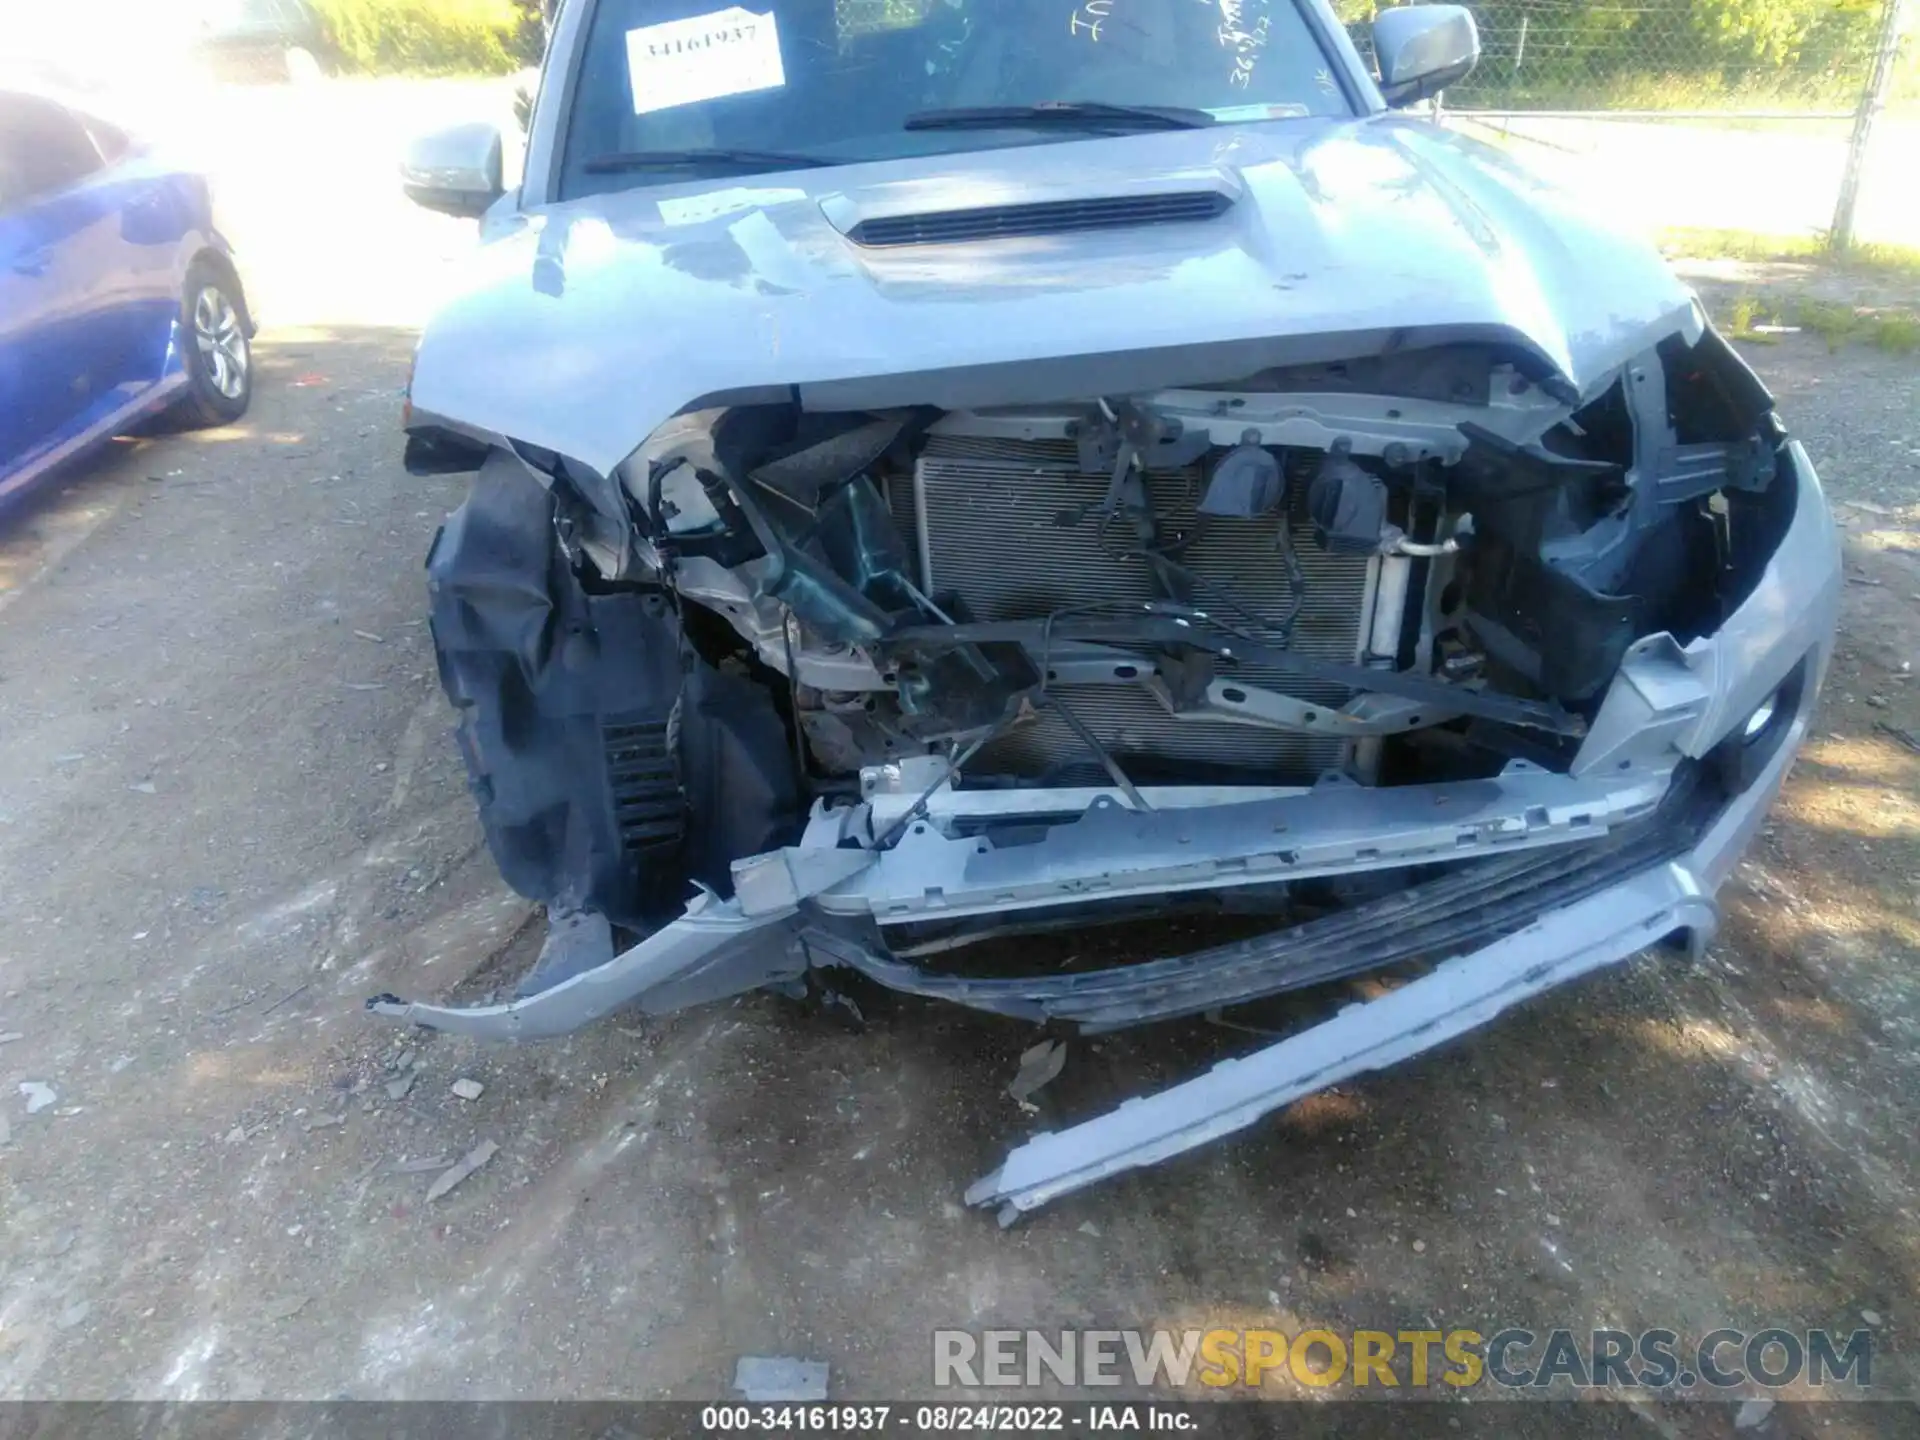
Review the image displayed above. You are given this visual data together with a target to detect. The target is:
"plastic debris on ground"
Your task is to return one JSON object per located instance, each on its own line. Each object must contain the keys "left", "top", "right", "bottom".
{"left": 1008, "top": 1040, "right": 1067, "bottom": 1108}
{"left": 733, "top": 1357, "right": 829, "bottom": 1402}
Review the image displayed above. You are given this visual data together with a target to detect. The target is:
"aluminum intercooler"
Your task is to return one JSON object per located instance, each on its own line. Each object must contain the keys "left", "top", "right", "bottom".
{"left": 897, "top": 434, "right": 1376, "bottom": 782}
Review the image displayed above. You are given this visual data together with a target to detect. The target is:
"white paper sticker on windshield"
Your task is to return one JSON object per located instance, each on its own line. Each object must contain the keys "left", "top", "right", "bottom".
{"left": 626, "top": 8, "right": 786, "bottom": 116}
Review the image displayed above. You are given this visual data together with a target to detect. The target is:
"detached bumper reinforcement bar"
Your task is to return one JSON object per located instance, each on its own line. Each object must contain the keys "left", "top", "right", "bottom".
{"left": 966, "top": 861, "right": 1716, "bottom": 1222}
{"left": 960, "top": 701, "right": 1803, "bottom": 1219}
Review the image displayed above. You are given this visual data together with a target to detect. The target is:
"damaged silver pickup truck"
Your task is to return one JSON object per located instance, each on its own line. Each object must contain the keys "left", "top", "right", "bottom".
{"left": 377, "top": 0, "right": 1840, "bottom": 1216}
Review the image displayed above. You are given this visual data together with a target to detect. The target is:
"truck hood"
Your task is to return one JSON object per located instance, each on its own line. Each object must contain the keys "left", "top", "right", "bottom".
{"left": 410, "top": 115, "right": 1701, "bottom": 478}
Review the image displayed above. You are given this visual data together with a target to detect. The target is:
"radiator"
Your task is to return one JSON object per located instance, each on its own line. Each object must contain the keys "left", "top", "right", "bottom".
{"left": 898, "top": 434, "right": 1375, "bottom": 782}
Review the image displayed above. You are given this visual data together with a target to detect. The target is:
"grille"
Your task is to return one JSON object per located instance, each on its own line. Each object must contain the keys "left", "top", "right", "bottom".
{"left": 848, "top": 191, "right": 1231, "bottom": 248}
{"left": 602, "top": 716, "right": 682, "bottom": 859}
{"left": 900, "top": 434, "right": 1375, "bottom": 782}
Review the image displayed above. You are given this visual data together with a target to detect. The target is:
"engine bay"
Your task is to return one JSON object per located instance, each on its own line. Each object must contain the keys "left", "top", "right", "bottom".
{"left": 423, "top": 327, "right": 1796, "bottom": 941}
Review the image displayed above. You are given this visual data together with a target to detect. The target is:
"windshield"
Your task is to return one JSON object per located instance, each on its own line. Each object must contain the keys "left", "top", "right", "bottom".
{"left": 559, "top": 0, "right": 1347, "bottom": 198}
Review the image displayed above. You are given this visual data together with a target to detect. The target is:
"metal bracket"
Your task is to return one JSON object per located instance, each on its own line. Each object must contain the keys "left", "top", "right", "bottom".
{"left": 1148, "top": 675, "right": 1457, "bottom": 736}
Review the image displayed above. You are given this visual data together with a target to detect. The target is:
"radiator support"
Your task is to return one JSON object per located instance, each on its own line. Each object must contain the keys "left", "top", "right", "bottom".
{"left": 898, "top": 432, "right": 1378, "bottom": 783}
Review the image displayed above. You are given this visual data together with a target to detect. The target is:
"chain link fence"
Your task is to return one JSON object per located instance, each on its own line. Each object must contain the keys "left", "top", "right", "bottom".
{"left": 1342, "top": 0, "right": 1918, "bottom": 248}
{"left": 1344, "top": 0, "right": 1893, "bottom": 110}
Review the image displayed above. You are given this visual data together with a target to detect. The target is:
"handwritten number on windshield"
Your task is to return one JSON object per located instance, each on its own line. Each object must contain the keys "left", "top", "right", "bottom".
{"left": 1068, "top": 0, "right": 1111, "bottom": 42}
{"left": 1218, "top": 0, "right": 1273, "bottom": 89}
{"left": 1064, "top": 0, "right": 1276, "bottom": 93}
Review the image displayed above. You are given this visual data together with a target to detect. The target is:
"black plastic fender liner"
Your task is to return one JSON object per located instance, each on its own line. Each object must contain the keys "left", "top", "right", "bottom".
{"left": 429, "top": 451, "right": 685, "bottom": 927}
{"left": 679, "top": 664, "right": 804, "bottom": 897}
{"left": 428, "top": 452, "right": 800, "bottom": 929}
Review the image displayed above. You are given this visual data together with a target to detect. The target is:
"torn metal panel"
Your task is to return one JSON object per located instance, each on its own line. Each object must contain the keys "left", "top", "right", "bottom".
{"left": 1666, "top": 442, "right": 1841, "bottom": 761}
{"left": 731, "top": 846, "right": 877, "bottom": 918}
{"left": 366, "top": 892, "right": 800, "bottom": 1041}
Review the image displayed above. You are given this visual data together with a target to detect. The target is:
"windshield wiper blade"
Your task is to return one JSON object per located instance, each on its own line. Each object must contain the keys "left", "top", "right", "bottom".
{"left": 904, "top": 102, "right": 1215, "bottom": 133}
{"left": 582, "top": 147, "right": 850, "bottom": 174}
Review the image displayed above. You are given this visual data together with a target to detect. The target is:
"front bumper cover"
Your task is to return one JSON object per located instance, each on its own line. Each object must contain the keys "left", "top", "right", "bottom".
{"left": 368, "top": 443, "right": 1840, "bottom": 1214}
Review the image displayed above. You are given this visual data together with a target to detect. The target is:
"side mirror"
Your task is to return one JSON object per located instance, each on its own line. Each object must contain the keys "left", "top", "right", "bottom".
{"left": 1372, "top": 5, "right": 1480, "bottom": 108}
{"left": 401, "top": 122, "right": 505, "bottom": 219}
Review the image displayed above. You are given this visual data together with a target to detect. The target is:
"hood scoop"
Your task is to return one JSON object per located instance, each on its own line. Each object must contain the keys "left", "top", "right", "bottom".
{"left": 820, "top": 168, "right": 1239, "bottom": 248}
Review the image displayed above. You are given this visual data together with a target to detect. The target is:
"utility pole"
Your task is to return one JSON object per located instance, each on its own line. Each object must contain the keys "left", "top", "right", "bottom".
{"left": 1832, "top": 0, "right": 1909, "bottom": 251}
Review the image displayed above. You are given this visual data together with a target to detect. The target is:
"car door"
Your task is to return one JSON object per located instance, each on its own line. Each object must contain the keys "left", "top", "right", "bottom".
{"left": 0, "top": 92, "right": 135, "bottom": 478}
{"left": 71, "top": 108, "right": 198, "bottom": 391}
{"left": 0, "top": 98, "right": 86, "bottom": 477}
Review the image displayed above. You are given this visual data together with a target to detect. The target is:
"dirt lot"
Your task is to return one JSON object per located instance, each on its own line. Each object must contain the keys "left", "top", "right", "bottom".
{"left": 2, "top": 99, "right": 1919, "bottom": 1435}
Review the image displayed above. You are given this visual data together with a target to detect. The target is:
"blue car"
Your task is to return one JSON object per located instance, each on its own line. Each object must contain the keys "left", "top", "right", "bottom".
{"left": 0, "top": 86, "right": 255, "bottom": 511}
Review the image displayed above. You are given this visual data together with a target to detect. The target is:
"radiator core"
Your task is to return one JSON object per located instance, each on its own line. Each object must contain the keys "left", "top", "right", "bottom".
{"left": 900, "top": 433, "right": 1376, "bottom": 782}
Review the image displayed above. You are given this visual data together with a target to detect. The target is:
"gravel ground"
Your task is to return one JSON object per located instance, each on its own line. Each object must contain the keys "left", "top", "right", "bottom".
{"left": 0, "top": 88, "right": 1918, "bottom": 1435}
